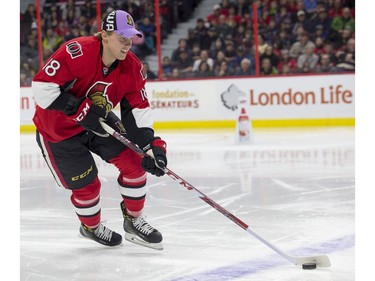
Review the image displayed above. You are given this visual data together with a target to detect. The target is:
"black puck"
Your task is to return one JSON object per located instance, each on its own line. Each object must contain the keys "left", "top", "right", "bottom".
{"left": 302, "top": 263, "right": 317, "bottom": 270}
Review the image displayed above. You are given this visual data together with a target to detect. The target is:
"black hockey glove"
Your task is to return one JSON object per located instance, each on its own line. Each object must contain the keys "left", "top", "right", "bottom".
{"left": 141, "top": 137, "right": 167, "bottom": 177}
{"left": 64, "top": 97, "right": 108, "bottom": 136}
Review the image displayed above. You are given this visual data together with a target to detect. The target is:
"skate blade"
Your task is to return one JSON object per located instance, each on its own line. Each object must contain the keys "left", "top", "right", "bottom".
{"left": 125, "top": 233, "right": 163, "bottom": 251}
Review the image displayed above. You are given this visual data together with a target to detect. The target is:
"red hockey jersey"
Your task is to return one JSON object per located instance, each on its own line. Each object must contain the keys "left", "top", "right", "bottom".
{"left": 32, "top": 36, "right": 152, "bottom": 144}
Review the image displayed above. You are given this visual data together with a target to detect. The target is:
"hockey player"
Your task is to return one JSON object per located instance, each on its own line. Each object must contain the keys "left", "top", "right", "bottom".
{"left": 31, "top": 10, "right": 167, "bottom": 250}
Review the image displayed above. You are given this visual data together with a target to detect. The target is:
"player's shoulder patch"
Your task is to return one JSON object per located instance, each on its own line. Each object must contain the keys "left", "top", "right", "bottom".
{"left": 65, "top": 41, "right": 83, "bottom": 59}
{"left": 64, "top": 37, "right": 98, "bottom": 60}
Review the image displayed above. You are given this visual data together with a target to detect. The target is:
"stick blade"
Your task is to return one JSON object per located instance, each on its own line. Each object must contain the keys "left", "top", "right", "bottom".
{"left": 292, "top": 255, "right": 331, "bottom": 267}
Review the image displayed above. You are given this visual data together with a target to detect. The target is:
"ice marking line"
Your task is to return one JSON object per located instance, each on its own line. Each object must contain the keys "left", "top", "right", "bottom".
{"left": 20, "top": 186, "right": 46, "bottom": 191}
{"left": 303, "top": 176, "right": 354, "bottom": 181}
{"left": 297, "top": 185, "right": 354, "bottom": 196}
{"left": 168, "top": 235, "right": 354, "bottom": 281}
{"left": 207, "top": 183, "right": 238, "bottom": 195}
{"left": 272, "top": 178, "right": 306, "bottom": 191}
{"left": 271, "top": 233, "right": 299, "bottom": 243}
{"left": 153, "top": 193, "right": 249, "bottom": 221}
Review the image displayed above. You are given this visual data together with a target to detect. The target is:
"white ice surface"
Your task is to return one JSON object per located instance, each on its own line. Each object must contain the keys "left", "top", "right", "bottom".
{"left": 20, "top": 127, "right": 355, "bottom": 281}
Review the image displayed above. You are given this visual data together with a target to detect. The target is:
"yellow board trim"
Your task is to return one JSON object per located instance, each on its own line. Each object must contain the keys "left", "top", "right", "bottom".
{"left": 20, "top": 125, "right": 36, "bottom": 133}
{"left": 20, "top": 118, "right": 355, "bottom": 133}
{"left": 153, "top": 118, "right": 355, "bottom": 130}
{"left": 252, "top": 118, "right": 355, "bottom": 128}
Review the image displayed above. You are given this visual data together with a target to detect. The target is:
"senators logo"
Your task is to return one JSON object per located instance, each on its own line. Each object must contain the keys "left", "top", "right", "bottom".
{"left": 221, "top": 84, "right": 245, "bottom": 111}
{"left": 127, "top": 15, "right": 134, "bottom": 26}
{"left": 66, "top": 41, "right": 83, "bottom": 59}
{"left": 85, "top": 82, "right": 113, "bottom": 113}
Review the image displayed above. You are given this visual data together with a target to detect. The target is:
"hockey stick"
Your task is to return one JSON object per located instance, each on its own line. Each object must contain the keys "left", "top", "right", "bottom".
{"left": 99, "top": 119, "right": 331, "bottom": 268}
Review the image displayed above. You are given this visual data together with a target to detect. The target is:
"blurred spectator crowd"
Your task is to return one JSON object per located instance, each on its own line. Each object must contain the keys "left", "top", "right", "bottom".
{"left": 20, "top": 0, "right": 201, "bottom": 85}
{"left": 20, "top": 0, "right": 355, "bottom": 85}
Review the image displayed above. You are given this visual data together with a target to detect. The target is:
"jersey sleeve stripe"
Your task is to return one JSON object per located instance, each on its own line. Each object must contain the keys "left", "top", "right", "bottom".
{"left": 32, "top": 81, "right": 62, "bottom": 109}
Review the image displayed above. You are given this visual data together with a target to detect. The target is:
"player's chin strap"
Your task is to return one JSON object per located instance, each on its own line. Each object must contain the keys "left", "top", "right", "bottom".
{"left": 99, "top": 118, "right": 331, "bottom": 269}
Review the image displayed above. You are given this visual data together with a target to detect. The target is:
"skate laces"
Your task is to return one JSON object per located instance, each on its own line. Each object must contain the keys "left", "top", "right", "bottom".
{"left": 132, "top": 216, "right": 154, "bottom": 235}
{"left": 94, "top": 224, "right": 113, "bottom": 241}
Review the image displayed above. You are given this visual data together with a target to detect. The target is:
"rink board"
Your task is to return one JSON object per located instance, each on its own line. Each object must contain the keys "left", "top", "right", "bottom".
{"left": 20, "top": 74, "right": 354, "bottom": 132}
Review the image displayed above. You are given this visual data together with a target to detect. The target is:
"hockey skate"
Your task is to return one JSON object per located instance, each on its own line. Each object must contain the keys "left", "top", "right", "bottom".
{"left": 120, "top": 201, "right": 163, "bottom": 250}
{"left": 79, "top": 223, "right": 122, "bottom": 246}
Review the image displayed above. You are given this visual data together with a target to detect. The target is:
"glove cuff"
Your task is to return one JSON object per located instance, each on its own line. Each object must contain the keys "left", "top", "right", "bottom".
{"left": 142, "top": 137, "right": 167, "bottom": 153}
{"left": 70, "top": 99, "right": 93, "bottom": 121}
{"left": 152, "top": 137, "right": 167, "bottom": 154}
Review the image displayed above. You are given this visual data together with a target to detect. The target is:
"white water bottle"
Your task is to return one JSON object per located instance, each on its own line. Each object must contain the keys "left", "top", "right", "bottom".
{"left": 236, "top": 98, "right": 253, "bottom": 144}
